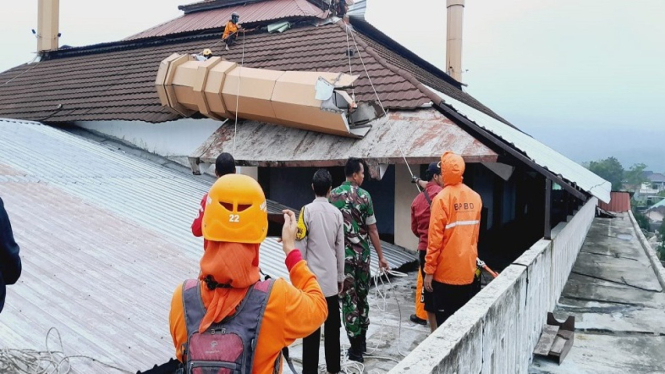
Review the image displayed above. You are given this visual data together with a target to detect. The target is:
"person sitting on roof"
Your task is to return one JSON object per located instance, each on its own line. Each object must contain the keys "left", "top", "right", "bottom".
{"left": 193, "top": 48, "right": 213, "bottom": 61}
{"left": 222, "top": 12, "right": 243, "bottom": 51}
{"left": 169, "top": 174, "right": 328, "bottom": 374}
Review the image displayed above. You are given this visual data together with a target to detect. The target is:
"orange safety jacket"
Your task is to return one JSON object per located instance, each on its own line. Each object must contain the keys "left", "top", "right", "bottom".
{"left": 223, "top": 21, "right": 238, "bottom": 39}
{"left": 424, "top": 152, "right": 482, "bottom": 285}
{"left": 169, "top": 251, "right": 327, "bottom": 374}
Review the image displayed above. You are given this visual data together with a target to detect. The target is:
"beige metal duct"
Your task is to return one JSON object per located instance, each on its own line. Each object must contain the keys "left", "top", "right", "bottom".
{"left": 155, "top": 53, "right": 376, "bottom": 138}
{"left": 37, "top": 0, "right": 60, "bottom": 52}
{"left": 446, "top": 0, "right": 465, "bottom": 82}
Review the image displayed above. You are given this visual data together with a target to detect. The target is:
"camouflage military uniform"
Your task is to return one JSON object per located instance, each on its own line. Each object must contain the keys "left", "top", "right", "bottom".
{"left": 329, "top": 181, "right": 377, "bottom": 338}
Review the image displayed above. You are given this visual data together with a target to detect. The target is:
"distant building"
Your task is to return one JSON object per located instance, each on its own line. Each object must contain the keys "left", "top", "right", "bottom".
{"left": 645, "top": 198, "right": 665, "bottom": 226}
{"left": 640, "top": 171, "right": 665, "bottom": 194}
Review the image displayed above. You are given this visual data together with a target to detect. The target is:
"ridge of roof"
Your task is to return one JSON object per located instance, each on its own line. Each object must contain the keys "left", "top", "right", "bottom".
{"left": 127, "top": 0, "right": 327, "bottom": 41}
{"left": 179, "top": 0, "right": 266, "bottom": 14}
{"left": 42, "top": 30, "right": 224, "bottom": 60}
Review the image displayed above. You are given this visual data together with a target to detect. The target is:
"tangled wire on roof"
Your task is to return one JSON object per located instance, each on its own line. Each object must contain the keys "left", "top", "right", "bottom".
{"left": 0, "top": 327, "right": 133, "bottom": 374}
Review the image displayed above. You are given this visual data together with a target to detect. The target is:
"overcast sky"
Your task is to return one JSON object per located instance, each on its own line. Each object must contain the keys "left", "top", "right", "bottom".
{"left": 1, "top": 0, "right": 664, "bottom": 170}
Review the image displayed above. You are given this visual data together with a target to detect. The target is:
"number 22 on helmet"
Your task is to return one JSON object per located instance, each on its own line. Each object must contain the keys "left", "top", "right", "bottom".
{"left": 202, "top": 174, "right": 268, "bottom": 244}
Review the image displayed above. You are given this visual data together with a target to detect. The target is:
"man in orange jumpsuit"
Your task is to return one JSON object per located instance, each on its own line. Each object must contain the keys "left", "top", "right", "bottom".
{"left": 169, "top": 174, "right": 328, "bottom": 373}
{"left": 424, "top": 151, "right": 482, "bottom": 327}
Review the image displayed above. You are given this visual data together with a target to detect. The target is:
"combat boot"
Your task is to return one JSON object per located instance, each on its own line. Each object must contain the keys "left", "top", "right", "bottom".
{"left": 347, "top": 336, "right": 364, "bottom": 363}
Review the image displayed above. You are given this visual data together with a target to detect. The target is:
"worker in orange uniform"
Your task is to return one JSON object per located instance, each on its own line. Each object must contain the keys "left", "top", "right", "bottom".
{"left": 222, "top": 12, "right": 243, "bottom": 51}
{"left": 424, "top": 151, "right": 482, "bottom": 327}
{"left": 409, "top": 162, "right": 443, "bottom": 332}
{"left": 169, "top": 174, "right": 328, "bottom": 373}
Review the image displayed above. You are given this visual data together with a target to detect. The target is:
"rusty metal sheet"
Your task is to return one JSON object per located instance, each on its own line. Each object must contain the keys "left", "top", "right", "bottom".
{"left": 190, "top": 109, "right": 497, "bottom": 176}
{"left": 598, "top": 191, "right": 631, "bottom": 213}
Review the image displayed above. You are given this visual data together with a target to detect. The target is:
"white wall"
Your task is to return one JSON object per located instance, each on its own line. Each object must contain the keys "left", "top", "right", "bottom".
{"left": 394, "top": 164, "right": 419, "bottom": 250}
{"left": 389, "top": 197, "right": 598, "bottom": 374}
{"left": 75, "top": 118, "right": 222, "bottom": 158}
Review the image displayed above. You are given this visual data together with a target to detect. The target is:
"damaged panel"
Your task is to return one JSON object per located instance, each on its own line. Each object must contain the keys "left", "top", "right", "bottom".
{"left": 190, "top": 109, "right": 497, "bottom": 178}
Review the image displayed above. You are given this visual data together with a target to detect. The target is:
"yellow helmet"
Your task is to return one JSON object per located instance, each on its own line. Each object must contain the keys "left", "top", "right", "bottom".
{"left": 202, "top": 174, "right": 268, "bottom": 243}
{"left": 202, "top": 48, "right": 212, "bottom": 57}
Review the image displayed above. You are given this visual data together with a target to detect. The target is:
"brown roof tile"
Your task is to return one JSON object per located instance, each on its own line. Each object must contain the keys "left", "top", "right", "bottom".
{"left": 127, "top": 0, "right": 327, "bottom": 40}
{"left": 0, "top": 21, "right": 503, "bottom": 124}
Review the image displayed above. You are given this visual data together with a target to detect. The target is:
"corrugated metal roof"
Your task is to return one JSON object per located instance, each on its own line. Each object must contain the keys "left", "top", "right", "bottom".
{"left": 425, "top": 87, "right": 612, "bottom": 204}
{"left": 598, "top": 191, "right": 631, "bottom": 213}
{"left": 126, "top": 0, "right": 327, "bottom": 40}
{"left": 646, "top": 198, "right": 665, "bottom": 212}
{"left": 0, "top": 118, "right": 416, "bottom": 366}
{"left": 0, "top": 118, "right": 414, "bottom": 280}
{"left": 192, "top": 109, "right": 497, "bottom": 169}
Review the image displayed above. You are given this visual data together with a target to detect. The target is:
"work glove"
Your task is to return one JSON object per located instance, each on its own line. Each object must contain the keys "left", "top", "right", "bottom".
{"left": 411, "top": 176, "right": 421, "bottom": 184}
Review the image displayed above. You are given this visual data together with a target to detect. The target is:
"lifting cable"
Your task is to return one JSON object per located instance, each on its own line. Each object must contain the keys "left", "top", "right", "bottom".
{"left": 345, "top": 24, "right": 387, "bottom": 117}
{"left": 233, "top": 30, "right": 247, "bottom": 153}
{"left": 345, "top": 24, "right": 356, "bottom": 101}
{"left": 2, "top": 56, "right": 40, "bottom": 87}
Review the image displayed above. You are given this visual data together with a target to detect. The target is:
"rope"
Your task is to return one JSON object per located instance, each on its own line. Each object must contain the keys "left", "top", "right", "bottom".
{"left": 2, "top": 56, "right": 40, "bottom": 86}
{"left": 367, "top": 269, "right": 410, "bottom": 358}
{"left": 325, "top": 268, "right": 411, "bottom": 374}
{"left": 233, "top": 30, "right": 247, "bottom": 153}
{"left": 0, "top": 327, "right": 133, "bottom": 374}
{"left": 347, "top": 27, "right": 387, "bottom": 116}
{"left": 344, "top": 24, "right": 356, "bottom": 101}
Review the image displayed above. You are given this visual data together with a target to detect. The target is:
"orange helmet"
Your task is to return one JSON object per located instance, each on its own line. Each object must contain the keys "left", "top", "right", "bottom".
{"left": 202, "top": 174, "right": 268, "bottom": 243}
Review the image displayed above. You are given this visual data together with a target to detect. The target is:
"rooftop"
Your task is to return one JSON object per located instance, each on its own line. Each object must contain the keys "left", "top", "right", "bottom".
{"left": 647, "top": 173, "right": 665, "bottom": 183}
{"left": 0, "top": 17, "right": 504, "bottom": 124}
{"left": 0, "top": 118, "right": 416, "bottom": 371}
{"left": 127, "top": 0, "right": 327, "bottom": 40}
{"left": 530, "top": 214, "right": 665, "bottom": 373}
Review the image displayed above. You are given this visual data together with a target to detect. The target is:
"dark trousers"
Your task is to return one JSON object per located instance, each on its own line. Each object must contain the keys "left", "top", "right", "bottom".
{"left": 432, "top": 282, "right": 474, "bottom": 326}
{"left": 302, "top": 295, "right": 341, "bottom": 374}
{"left": 223, "top": 32, "right": 237, "bottom": 46}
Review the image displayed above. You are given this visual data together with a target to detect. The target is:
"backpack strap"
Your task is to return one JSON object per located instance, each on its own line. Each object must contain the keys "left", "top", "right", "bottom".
{"left": 243, "top": 278, "right": 275, "bottom": 373}
{"left": 182, "top": 279, "right": 205, "bottom": 341}
{"left": 422, "top": 189, "right": 433, "bottom": 208}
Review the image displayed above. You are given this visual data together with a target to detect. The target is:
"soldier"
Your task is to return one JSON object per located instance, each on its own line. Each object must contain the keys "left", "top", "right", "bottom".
{"left": 329, "top": 157, "right": 389, "bottom": 363}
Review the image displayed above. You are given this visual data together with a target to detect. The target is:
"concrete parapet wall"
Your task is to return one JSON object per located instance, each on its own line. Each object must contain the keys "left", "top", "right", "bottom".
{"left": 630, "top": 210, "right": 665, "bottom": 289}
{"left": 390, "top": 198, "right": 598, "bottom": 374}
